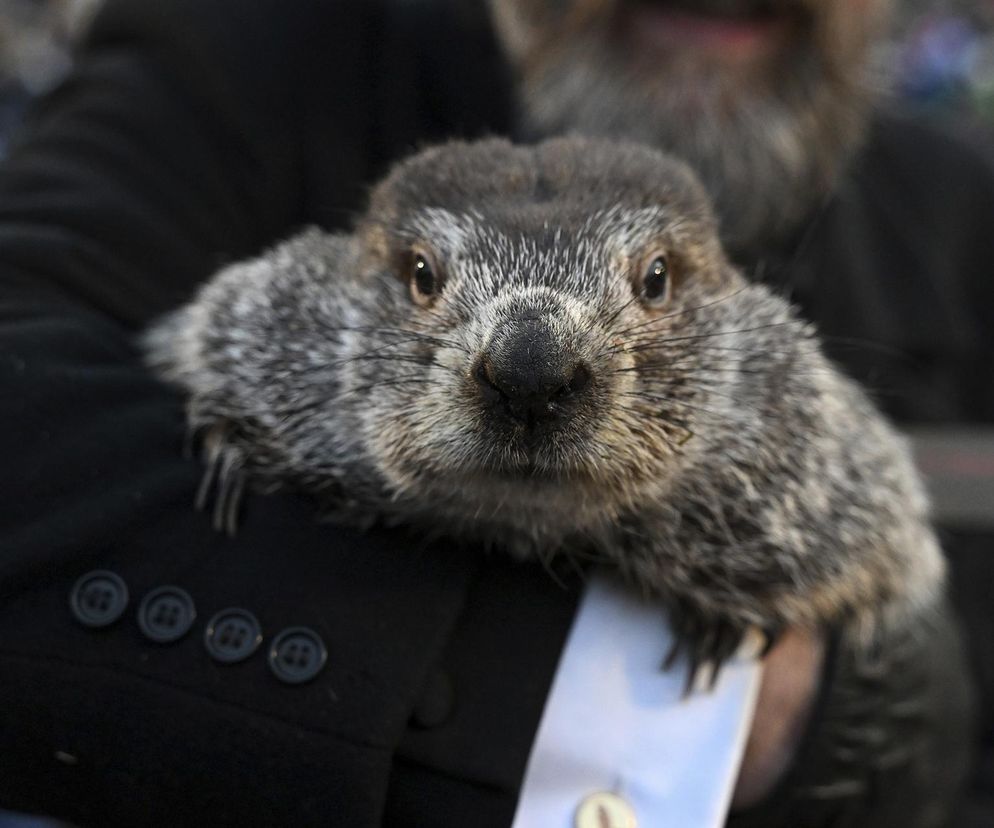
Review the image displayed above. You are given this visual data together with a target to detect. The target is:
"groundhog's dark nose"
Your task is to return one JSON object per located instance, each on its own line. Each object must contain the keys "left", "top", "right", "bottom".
{"left": 474, "top": 316, "right": 592, "bottom": 429}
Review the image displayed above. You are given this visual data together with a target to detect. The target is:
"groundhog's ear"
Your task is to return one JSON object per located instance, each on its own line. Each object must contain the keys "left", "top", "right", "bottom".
{"left": 720, "top": 264, "right": 749, "bottom": 291}
{"left": 357, "top": 221, "right": 391, "bottom": 272}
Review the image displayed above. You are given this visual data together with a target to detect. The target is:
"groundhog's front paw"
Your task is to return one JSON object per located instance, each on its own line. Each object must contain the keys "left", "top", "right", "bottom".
{"left": 190, "top": 419, "right": 249, "bottom": 536}
{"left": 664, "top": 598, "right": 781, "bottom": 694}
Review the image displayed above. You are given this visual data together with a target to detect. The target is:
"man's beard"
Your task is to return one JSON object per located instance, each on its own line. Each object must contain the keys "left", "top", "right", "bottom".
{"left": 500, "top": 2, "right": 882, "bottom": 261}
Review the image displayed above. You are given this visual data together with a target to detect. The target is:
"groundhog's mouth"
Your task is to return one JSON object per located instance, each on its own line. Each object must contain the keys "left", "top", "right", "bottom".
{"left": 438, "top": 465, "right": 612, "bottom": 525}
{"left": 483, "top": 460, "right": 581, "bottom": 484}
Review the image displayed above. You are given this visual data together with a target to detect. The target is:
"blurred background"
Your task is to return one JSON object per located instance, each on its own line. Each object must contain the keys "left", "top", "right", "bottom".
{"left": 0, "top": 0, "right": 990, "bottom": 826}
{"left": 3, "top": 0, "right": 994, "bottom": 159}
{"left": 883, "top": 0, "right": 994, "bottom": 122}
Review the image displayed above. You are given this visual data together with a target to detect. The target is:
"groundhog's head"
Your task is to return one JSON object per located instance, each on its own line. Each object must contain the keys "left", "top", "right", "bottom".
{"left": 347, "top": 138, "right": 754, "bottom": 542}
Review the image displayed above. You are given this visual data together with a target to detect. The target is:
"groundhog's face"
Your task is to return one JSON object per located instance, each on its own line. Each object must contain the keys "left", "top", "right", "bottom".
{"left": 349, "top": 139, "right": 739, "bottom": 537}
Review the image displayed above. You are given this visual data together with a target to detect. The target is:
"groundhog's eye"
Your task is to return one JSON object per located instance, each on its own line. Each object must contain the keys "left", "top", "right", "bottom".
{"left": 641, "top": 255, "right": 671, "bottom": 305}
{"left": 409, "top": 251, "right": 439, "bottom": 306}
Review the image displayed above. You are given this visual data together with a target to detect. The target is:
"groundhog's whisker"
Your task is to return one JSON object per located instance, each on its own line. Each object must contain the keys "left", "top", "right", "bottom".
{"left": 367, "top": 331, "right": 466, "bottom": 350}
{"left": 817, "top": 335, "right": 913, "bottom": 361}
{"left": 631, "top": 347, "right": 817, "bottom": 371}
{"left": 603, "top": 287, "right": 752, "bottom": 343}
{"left": 603, "top": 332, "right": 811, "bottom": 362}
{"left": 630, "top": 364, "right": 839, "bottom": 382}
{"left": 329, "top": 375, "right": 438, "bottom": 402}
{"left": 608, "top": 360, "right": 821, "bottom": 377}
{"left": 343, "top": 352, "right": 457, "bottom": 373}
{"left": 620, "top": 339, "right": 822, "bottom": 358}
{"left": 317, "top": 324, "right": 467, "bottom": 351}
{"left": 624, "top": 352, "right": 822, "bottom": 373}
{"left": 313, "top": 351, "right": 450, "bottom": 373}
{"left": 323, "top": 335, "right": 452, "bottom": 367}
{"left": 620, "top": 319, "right": 807, "bottom": 349}
{"left": 616, "top": 391, "right": 730, "bottom": 422}
{"left": 623, "top": 353, "right": 828, "bottom": 372}
{"left": 636, "top": 381, "right": 746, "bottom": 409}
{"left": 599, "top": 292, "right": 647, "bottom": 330}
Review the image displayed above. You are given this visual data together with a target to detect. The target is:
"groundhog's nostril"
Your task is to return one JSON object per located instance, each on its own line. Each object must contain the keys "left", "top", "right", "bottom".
{"left": 474, "top": 356, "right": 504, "bottom": 401}
{"left": 473, "top": 344, "right": 592, "bottom": 429}
{"left": 560, "top": 362, "right": 592, "bottom": 397}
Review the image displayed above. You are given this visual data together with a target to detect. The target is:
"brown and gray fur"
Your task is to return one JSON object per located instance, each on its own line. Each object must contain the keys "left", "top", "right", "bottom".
{"left": 146, "top": 137, "right": 942, "bottom": 673}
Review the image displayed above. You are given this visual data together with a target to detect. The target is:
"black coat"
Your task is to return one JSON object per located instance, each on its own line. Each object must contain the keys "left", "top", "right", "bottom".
{"left": 0, "top": 0, "right": 990, "bottom": 826}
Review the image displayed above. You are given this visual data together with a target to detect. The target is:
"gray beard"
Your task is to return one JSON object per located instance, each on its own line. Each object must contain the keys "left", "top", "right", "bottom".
{"left": 514, "top": 34, "right": 874, "bottom": 261}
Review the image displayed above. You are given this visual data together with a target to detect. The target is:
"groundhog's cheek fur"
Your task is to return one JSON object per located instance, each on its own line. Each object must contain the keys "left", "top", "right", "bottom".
{"left": 362, "top": 365, "right": 478, "bottom": 489}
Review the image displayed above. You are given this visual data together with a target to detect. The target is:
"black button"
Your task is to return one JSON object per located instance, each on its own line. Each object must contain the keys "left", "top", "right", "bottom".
{"left": 137, "top": 586, "right": 196, "bottom": 643}
{"left": 268, "top": 627, "right": 327, "bottom": 685}
{"left": 410, "top": 669, "right": 455, "bottom": 729}
{"left": 69, "top": 570, "right": 129, "bottom": 628}
{"left": 204, "top": 608, "right": 262, "bottom": 664}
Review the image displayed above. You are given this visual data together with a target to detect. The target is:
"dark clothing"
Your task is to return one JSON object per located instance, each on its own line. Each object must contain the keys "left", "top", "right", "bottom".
{"left": 0, "top": 0, "right": 989, "bottom": 826}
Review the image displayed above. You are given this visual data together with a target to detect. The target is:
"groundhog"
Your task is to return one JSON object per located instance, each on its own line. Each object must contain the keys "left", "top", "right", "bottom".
{"left": 145, "top": 137, "right": 944, "bottom": 682}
